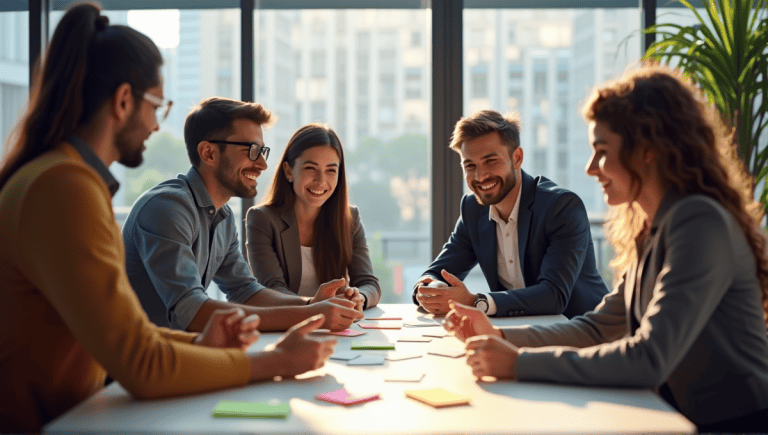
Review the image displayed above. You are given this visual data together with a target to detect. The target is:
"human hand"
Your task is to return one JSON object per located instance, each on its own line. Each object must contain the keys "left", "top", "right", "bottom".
{"left": 310, "top": 278, "right": 347, "bottom": 304}
{"left": 311, "top": 296, "right": 364, "bottom": 330}
{"left": 337, "top": 286, "right": 365, "bottom": 312}
{"left": 267, "top": 314, "right": 338, "bottom": 378}
{"left": 465, "top": 335, "right": 519, "bottom": 380}
{"left": 416, "top": 269, "right": 475, "bottom": 316}
{"left": 444, "top": 302, "right": 501, "bottom": 342}
{"left": 194, "top": 308, "right": 260, "bottom": 351}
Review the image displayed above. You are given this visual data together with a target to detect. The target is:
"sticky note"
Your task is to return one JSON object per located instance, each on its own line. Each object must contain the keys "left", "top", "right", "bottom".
{"left": 327, "top": 329, "right": 366, "bottom": 337}
{"left": 385, "top": 372, "right": 425, "bottom": 382}
{"left": 422, "top": 330, "right": 450, "bottom": 338}
{"left": 428, "top": 348, "right": 467, "bottom": 358}
{"left": 211, "top": 400, "right": 290, "bottom": 418}
{"left": 329, "top": 351, "right": 361, "bottom": 361}
{"left": 351, "top": 341, "right": 395, "bottom": 350}
{"left": 347, "top": 354, "right": 386, "bottom": 365}
{"left": 359, "top": 323, "right": 402, "bottom": 330}
{"left": 316, "top": 388, "right": 380, "bottom": 406}
{"left": 385, "top": 352, "right": 423, "bottom": 361}
{"left": 404, "top": 321, "right": 440, "bottom": 328}
{"left": 405, "top": 388, "right": 470, "bottom": 408}
{"left": 364, "top": 316, "right": 403, "bottom": 320}
{"left": 397, "top": 336, "right": 432, "bottom": 342}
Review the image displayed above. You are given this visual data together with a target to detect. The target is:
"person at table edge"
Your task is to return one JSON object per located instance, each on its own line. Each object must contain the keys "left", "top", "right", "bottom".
{"left": 413, "top": 109, "right": 609, "bottom": 318}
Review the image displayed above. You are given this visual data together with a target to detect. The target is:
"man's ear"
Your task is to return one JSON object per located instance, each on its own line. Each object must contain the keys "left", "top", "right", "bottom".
{"left": 198, "top": 141, "right": 219, "bottom": 168}
{"left": 512, "top": 146, "right": 524, "bottom": 169}
{"left": 112, "top": 83, "right": 134, "bottom": 123}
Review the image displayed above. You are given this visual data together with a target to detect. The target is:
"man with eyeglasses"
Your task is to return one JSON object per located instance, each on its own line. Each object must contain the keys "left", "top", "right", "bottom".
{"left": 122, "top": 97, "right": 364, "bottom": 333}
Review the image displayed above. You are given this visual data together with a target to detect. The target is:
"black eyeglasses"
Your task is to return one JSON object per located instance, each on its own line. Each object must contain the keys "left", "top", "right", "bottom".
{"left": 208, "top": 141, "right": 270, "bottom": 161}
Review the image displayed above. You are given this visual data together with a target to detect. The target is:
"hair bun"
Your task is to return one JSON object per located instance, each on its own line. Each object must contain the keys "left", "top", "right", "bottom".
{"left": 95, "top": 15, "right": 109, "bottom": 31}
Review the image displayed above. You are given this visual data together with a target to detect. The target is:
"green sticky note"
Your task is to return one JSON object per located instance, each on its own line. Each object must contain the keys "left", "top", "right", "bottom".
{"left": 351, "top": 341, "right": 395, "bottom": 350}
{"left": 211, "top": 400, "right": 290, "bottom": 418}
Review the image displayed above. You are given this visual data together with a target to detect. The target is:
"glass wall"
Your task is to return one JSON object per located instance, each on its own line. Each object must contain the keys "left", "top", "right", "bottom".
{"left": 461, "top": 8, "right": 642, "bottom": 287}
{"left": 254, "top": 8, "right": 432, "bottom": 303}
{"left": 0, "top": 11, "right": 29, "bottom": 150}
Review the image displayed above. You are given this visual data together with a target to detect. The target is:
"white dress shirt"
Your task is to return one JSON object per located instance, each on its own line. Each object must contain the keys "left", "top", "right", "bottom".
{"left": 484, "top": 189, "right": 525, "bottom": 315}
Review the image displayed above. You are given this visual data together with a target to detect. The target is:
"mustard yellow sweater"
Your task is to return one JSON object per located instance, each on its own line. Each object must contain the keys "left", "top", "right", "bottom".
{"left": 0, "top": 143, "right": 251, "bottom": 433}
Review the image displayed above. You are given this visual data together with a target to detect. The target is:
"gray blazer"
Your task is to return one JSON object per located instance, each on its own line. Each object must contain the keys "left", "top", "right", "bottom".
{"left": 245, "top": 205, "right": 381, "bottom": 308}
{"left": 503, "top": 192, "right": 768, "bottom": 426}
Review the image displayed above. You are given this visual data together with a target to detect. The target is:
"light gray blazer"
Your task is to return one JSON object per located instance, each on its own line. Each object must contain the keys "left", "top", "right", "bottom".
{"left": 245, "top": 204, "right": 381, "bottom": 308}
{"left": 503, "top": 192, "right": 768, "bottom": 426}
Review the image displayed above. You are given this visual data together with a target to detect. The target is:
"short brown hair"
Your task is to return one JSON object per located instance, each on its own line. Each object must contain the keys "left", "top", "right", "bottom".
{"left": 183, "top": 97, "right": 275, "bottom": 167}
{"left": 449, "top": 109, "right": 521, "bottom": 153}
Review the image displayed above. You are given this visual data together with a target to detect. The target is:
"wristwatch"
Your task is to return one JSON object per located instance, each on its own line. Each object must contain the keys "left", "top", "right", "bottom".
{"left": 474, "top": 293, "right": 489, "bottom": 313}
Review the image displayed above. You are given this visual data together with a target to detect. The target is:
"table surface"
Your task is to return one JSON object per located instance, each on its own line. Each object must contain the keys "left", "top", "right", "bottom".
{"left": 44, "top": 304, "right": 696, "bottom": 434}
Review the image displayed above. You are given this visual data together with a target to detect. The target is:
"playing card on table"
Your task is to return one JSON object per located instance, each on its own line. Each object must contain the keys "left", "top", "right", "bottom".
{"left": 347, "top": 354, "right": 386, "bottom": 365}
{"left": 359, "top": 322, "right": 402, "bottom": 330}
{"left": 384, "top": 372, "right": 425, "bottom": 382}
{"left": 385, "top": 351, "right": 422, "bottom": 361}
{"left": 397, "top": 336, "right": 432, "bottom": 343}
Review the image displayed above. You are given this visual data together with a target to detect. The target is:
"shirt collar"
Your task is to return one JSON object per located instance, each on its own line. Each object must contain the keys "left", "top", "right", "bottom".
{"left": 68, "top": 136, "right": 120, "bottom": 197}
{"left": 183, "top": 166, "right": 229, "bottom": 219}
{"left": 489, "top": 187, "right": 522, "bottom": 225}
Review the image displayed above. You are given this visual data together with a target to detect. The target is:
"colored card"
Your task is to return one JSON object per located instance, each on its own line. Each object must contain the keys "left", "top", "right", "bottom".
{"left": 329, "top": 351, "right": 361, "bottom": 361}
{"left": 405, "top": 388, "right": 471, "bottom": 408}
{"left": 385, "top": 351, "right": 422, "bottom": 361}
{"left": 397, "top": 336, "right": 432, "bottom": 342}
{"left": 422, "top": 330, "right": 450, "bottom": 338}
{"left": 384, "top": 372, "right": 425, "bottom": 382}
{"left": 347, "top": 354, "right": 386, "bottom": 365}
{"left": 211, "top": 400, "right": 290, "bottom": 418}
{"left": 359, "top": 322, "right": 402, "bottom": 330}
{"left": 364, "top": 316, "right": 403, "bottom": 320}
{"left": 351, "top": 341, "right": 395, "bottom": 350}
{"left": 428, "top": 348, "right": 467, "bottom": 358}
{"left": 327, "top": 329, "right": 367, "bottom": 337}
{"left": 316, "top": 388, "right": 380, "bottom": 406}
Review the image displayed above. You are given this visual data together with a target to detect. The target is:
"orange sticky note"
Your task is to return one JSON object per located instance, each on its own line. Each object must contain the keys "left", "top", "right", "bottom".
{"left": 405, "top": 388, "right": 470, "bottom": 408}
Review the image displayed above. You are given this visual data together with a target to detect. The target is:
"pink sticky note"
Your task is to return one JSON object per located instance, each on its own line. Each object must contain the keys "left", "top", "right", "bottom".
{"left": 316, "top": 388, "right": 380, "bottom": 406}
{"left": 364, "top": 316, "right": 403, "bottom": 321}
{"left": 327, "top": 329, "right": 366, "bottom": 337}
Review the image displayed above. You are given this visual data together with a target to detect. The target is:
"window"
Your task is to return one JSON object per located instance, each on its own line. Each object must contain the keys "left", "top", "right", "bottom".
{"left": 311, "top": 50, "right": 326, "bottom": 78}
{"left": 471, "top": 64, "right": 488, "bottom": 99}
{"left": 0, "top": 11, "right": 28, "bottom": 148}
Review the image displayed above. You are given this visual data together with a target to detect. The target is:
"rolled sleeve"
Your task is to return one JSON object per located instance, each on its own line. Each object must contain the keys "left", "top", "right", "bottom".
{"left": 213, "top": 232, "right": 265, "bottom": 304}
{"left": 130, "top": 193, "right": 211, "bottom": 330}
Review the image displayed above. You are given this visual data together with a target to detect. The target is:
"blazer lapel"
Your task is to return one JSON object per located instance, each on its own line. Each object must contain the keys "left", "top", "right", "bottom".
{"left": 517, "top": 171, "right": 535, "bottom": 277}
{"left": 280, "top": 208, "right": 302, "bottom": 291}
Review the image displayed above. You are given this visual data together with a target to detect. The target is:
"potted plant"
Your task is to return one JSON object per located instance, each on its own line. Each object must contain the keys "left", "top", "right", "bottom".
{"left": 643, "top": 0, "right": 768, "bottom": 215}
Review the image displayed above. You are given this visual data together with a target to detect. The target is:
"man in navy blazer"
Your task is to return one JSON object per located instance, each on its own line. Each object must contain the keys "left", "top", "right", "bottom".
{"left": 413, "top": 110, "right": 608, "bottom": 318}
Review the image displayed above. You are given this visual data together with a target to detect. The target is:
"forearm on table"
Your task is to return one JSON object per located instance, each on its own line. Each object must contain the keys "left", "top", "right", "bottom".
{"left": 244, "top": 291, "right": 316, "bottom": 331}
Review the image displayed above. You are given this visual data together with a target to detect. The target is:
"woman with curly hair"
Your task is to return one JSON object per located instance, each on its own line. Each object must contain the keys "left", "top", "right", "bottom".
{"left": 443, "top": 64, "right": 768, "bottom": 432}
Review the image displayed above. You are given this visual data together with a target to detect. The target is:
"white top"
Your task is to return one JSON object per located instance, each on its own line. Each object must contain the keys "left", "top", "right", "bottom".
{"left": 484, "top": 189, "right": 525, "bottom": 315}
{"left": 297, "top": 246, "right": 320, "bottom": 297}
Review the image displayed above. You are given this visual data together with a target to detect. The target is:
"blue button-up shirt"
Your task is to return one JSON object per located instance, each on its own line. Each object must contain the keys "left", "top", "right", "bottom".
{"left": 122, "top": 167, "right": 264, "bottom": 330}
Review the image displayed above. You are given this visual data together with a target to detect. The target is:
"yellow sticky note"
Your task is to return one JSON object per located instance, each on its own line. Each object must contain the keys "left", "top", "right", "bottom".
{"left": 405, "top": 388, "right": 470, "bottom": 408}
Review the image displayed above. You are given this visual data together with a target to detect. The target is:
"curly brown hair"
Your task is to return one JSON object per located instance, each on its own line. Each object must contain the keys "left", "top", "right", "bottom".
{"left": 582, "top": 63, "right": 768, "bottom": 326}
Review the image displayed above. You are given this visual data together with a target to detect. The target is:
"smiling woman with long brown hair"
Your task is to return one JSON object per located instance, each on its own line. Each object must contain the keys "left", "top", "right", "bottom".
{"left": 443, "top": 63, "right": 768, "bottom": 432}
{"left": 246, "top": 123, "right": 381, "bottom": 311}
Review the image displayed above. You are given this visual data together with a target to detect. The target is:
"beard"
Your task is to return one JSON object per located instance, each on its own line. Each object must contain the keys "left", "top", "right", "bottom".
{"left": 114, "top": 109, "right": 145, "bottom": 169}
{"left": 214, "top": 151, "right": 257, "bottom": 199}
{"left": 471, "top": 170, "right": 516, "bottom": 206}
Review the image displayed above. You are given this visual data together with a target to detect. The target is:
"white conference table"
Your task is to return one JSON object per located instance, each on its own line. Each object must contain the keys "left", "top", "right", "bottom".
{"left": 44, "top": 303, "right": 695, "bottom": 434}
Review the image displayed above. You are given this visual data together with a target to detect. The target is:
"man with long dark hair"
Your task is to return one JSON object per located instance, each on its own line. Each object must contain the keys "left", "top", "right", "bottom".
{"left": 0, "top": 4, "right": 336, "bottom": 432}
{"left": 122, "top": 97, "right": 364, "bottom": 333}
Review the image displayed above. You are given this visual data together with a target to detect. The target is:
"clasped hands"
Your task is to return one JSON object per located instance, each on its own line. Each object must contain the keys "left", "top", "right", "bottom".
{"left": 415, "top": 269, "right": 477, "bottom": 316}
{"left": 308, "top": 277, "right": 365, "bottom": 331}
